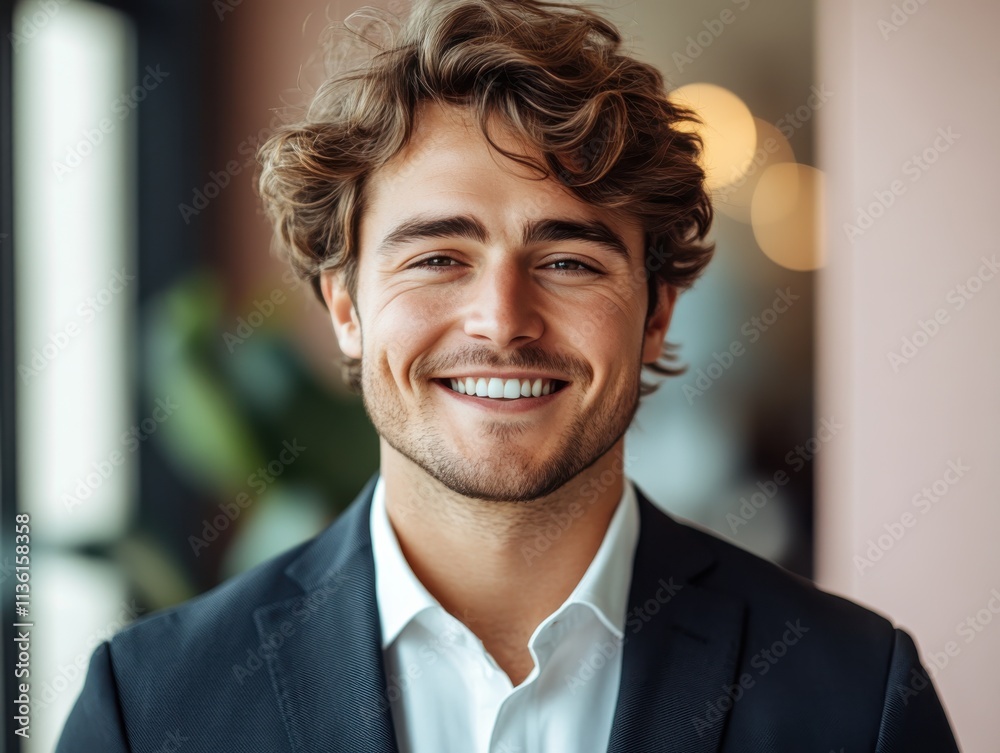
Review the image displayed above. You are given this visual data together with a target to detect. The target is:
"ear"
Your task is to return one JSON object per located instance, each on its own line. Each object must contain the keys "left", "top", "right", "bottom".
{"left": 641, "top": 280, "right": 678, "bottom": 364}
{"left": 319, "top": 269, "right": 362, "bottom": 359}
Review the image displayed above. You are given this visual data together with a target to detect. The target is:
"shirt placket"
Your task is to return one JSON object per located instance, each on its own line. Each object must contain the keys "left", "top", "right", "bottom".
{"left": 487, "top": 618, "right": 566, "bottom": 753}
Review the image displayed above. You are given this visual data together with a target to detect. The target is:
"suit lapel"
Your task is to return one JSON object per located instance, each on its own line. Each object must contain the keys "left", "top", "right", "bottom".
{"left": 607, "top": 485, "right": 746, "bottom": 753}
{"left": 253, "top": 475, "right": 744, "bottom": 753}
{"left": 254, "top": 473, "right": 399, "bottom": 753}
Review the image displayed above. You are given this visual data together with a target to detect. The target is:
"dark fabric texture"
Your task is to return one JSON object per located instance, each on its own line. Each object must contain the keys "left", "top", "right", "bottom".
{"left": 54, "top": 473, "right": 961, "bottom": 752}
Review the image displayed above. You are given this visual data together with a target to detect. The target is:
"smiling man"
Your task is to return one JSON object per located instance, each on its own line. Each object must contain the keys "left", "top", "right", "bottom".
{"left": 56, "top": 1, "right": 959, "bottom": 751}
{"left": 321, "top": 98, "right": 668, "bottom": 695}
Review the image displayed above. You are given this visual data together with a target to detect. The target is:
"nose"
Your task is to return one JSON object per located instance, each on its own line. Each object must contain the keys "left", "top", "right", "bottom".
{"left": 461, "top": 261, "right": 544, "bottom": 348}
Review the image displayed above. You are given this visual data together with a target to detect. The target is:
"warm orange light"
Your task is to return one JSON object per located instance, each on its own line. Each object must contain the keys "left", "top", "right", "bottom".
{"left": 672, "top": 83, "right": 757, "bottom": 192}
{"left": 750, "top": 163, "right": 826, "bottom": 271}
{"left": 714, "top": 118, "right": 795, "bottom": 224}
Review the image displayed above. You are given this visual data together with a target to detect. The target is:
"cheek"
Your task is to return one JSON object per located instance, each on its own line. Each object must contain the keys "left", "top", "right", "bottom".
{"left": 561, "top": 288, "right": 644, "bottom": 354}
{"left": 368, "top": 289, "right": 452, "bottom": 365}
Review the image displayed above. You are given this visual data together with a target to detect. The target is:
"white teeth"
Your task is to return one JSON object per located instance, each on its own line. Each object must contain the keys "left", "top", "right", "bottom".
{"left": 487, "top": 378, "right": 505, "bottom": 398}
{"left": 443, "top": 376, "right": 562, "bottom": 400}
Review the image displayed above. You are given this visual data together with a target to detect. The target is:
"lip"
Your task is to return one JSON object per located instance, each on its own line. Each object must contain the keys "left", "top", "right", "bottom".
{"left": 434, "top": 372, "right": 569, "bottom": 382}
{"left": 432, "top": 378, "right": 569, "bottom": 413}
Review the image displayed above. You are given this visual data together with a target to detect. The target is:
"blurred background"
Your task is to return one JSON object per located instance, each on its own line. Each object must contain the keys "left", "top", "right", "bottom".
{"left": 1, "top": 0, "right": 996, "bottom": 750}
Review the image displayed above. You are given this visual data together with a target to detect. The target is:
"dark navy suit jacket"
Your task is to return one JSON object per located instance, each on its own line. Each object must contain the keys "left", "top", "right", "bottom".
{"left": 56, "top": 473, "right": 960, "bottom": 752}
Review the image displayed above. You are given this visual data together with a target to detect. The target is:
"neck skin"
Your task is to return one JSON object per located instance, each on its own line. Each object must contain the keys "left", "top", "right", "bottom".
{"left": 380, "top": 437, "right": 627, "bottom": 684}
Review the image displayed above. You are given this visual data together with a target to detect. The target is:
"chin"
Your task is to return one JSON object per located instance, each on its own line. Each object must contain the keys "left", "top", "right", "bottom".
{"left": 399, "top": 448, "right": 560, "bottom": 502}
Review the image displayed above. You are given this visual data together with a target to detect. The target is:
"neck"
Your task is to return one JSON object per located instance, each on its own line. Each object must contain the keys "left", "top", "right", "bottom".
{"left": 379, "top": 440, "right": 627, "bottom": 643}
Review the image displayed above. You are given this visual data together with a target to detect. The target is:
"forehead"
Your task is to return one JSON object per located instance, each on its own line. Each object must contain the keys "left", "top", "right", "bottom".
{"left": 360, "top": 101, "right": 643, "bottom": 250}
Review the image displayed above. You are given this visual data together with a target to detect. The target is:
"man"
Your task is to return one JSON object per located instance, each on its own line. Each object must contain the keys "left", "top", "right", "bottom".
{"left": 57, "top": 1, "right": 959, "bottom": 751}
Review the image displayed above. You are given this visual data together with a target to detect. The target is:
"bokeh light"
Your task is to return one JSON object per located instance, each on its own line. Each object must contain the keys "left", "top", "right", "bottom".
{"left": 750, "top": 162, "right": 826, "bottom": 271}
{"left": 672, "top": 82, "right": 758, "bottom": 192}
{"left": 713, "top": 117, "right": 796, "bottom": 224}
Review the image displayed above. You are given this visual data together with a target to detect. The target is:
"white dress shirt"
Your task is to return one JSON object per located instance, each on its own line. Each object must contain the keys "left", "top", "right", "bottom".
{"left": 369, "top": 474, "right": 640, "bottom": 753}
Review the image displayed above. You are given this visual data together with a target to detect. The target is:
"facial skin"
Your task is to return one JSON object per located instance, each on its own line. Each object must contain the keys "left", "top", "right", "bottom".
{"left": 321, "top": 101, "right": 677, "bottom": 508}
{"left": 320, "top": 100, "right": 677, "bottom": 684}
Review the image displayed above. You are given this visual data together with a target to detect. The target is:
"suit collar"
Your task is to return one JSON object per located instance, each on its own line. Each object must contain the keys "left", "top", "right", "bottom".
{"left": 256, "top": 473, "right": 744, "bottom": 753}
{"left": 282, "top": 472, "right": 380, "bottom": 593}
{"left": 254, "top": 472, "right": 399, "bottom": 753}
{"left": 606, "top": 483, "right": 745, "bottom": 752}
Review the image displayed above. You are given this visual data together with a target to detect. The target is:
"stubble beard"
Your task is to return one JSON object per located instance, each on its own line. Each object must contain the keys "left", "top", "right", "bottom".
{"left": 360, "top": 357, "right": 642, "bottom": 503}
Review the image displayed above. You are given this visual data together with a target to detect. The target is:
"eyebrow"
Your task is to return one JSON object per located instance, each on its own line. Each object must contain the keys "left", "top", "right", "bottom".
{"left": 376, "top": 213, "right": 632, "bottom": 261}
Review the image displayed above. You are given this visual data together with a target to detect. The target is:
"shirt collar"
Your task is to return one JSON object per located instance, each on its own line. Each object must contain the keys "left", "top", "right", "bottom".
{"left": 370, "top": 473, "right": 640, "bottom": 649}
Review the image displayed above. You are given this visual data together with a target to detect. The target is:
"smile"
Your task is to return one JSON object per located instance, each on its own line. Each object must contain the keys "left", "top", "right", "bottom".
{"left": 435, "top": 376, "right": 569, "bottom": 400}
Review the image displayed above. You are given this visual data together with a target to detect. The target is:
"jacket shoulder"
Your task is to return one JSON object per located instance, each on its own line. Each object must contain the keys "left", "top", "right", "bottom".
{"left": 671, "top": 510, "right": 895, "bottom": 634}
{"left": 110, "top": 477, "right": 376, "bottom": 655}
{"left": 667, "top": 516, "right": 957, "bottom": 749}
{"left": 112, "top": 535, "right": 310, "bottom": 655}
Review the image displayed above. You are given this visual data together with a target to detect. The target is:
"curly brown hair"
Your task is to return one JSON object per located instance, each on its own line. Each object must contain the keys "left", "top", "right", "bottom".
{"left": 258, "top": 0, "right": 715, "bottom": 396}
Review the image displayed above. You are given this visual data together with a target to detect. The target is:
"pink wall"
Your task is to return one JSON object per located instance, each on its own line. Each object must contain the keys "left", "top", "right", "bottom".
{"left": 817, "top": 1, "right": 1000, "bottom": 749}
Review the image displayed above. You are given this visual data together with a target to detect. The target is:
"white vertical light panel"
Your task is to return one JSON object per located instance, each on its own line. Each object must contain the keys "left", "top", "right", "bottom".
{"left": 14, "top": 3, "right": 136, "bottom": 749}
{"left": 14, "top": 0, "right": 136, "bottom": 543}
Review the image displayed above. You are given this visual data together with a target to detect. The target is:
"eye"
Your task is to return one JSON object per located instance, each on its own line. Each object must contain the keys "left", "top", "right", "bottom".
{"left": 545, "top": 259, "right": 601, "bottom": 275}
{"left": 410, "top": 256, "right": 460, "bottom": 270}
